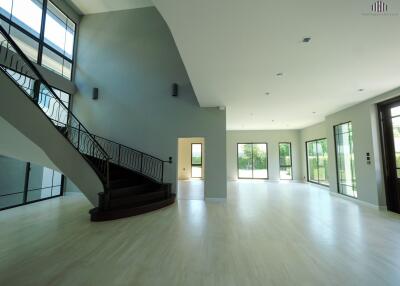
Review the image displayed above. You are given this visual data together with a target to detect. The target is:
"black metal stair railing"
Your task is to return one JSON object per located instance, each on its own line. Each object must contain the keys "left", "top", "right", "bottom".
{"left": 0, "top": 24, "right": 172, "bottom": 188}
{"left": 68, "top": 127, "right": 172, "bottom": 184}
{"left": 0, "top": 25, "right": 111, "bottom": 187}
{"left": 92, "top": 134, "right": 173, "bottom": 183}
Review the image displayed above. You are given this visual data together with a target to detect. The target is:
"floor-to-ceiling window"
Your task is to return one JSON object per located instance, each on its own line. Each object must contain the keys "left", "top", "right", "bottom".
{"left": 334, "top": 122, "right": 357, "bottom": 198}
{"left": 237, "top": 143, "right": 268, "bottom": 179}
{"left": 191, "top": 143, "right": 202, "bottom": 178}
{"left": 306, "top": 138, "right": 329, "bottom": 186}
{"left": 279, "top": 142, "right": 292, "bottom": 180}
{"left": 0, "top": 0, "right": 76, "bottom": 80}
{"left": 0, "top": 155, "right": 64, "bottom": 210}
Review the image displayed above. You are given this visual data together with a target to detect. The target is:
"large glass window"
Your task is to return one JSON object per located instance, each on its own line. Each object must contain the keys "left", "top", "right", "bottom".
{"left": 0, "top": 0, "right": 76, "bottom": 79}
{"left": 238, "top": 143, "right": 268, "bottom": 179}
{"left": 0, "top": 155, "right": 64, "bottom": 210}
{"left": 191, "top": 143, "right": 202, "bottom": 178}
{"left": 44, "top": 1, "right": 75, "bottom": 59}
{"left": 334, "top": 122, "right": 357, "bottom": 198}
{"left": 306, "top": 138, "right": 329, "bottom": 186}
{"left": 279, "top": 142, "right": 292, "bottom": 180}
{"left": 27, "top": 163, "right": 62, "bottom": 202}
{"left": 0, "top": 0, "right": 43, "bottom": 36}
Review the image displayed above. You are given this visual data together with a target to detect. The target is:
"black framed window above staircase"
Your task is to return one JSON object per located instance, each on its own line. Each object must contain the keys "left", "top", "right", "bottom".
{"left": 0, "top": 0, "right": 77, "bottom": 80}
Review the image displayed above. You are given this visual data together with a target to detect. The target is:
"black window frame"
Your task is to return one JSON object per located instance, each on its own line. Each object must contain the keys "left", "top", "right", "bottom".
{"left": 0, "top": 158, "right": 65, "bottom": 212}
{"left": 333, "top": 121, "right": 357, "bottom": 198}
{"left": 191, "top": 143, "right": 202, "bottom": 178}
{"left": 306, "top": 138, "right": 329, "bottom": 187}
{"left": 279, "top": 142, "right": 293, "bottom": 180}
{"left": 0, "top": 0, "right": 77, "bottom": 80}
{"left": 237, "top": 143, "right": 269, "bottom": 180}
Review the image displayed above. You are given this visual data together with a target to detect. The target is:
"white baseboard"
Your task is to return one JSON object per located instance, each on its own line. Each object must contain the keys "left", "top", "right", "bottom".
{"left": 329, "top": 191, "right": 386, "bottom": 210}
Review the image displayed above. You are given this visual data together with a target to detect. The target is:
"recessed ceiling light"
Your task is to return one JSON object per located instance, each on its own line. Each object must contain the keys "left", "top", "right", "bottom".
{"left": 265, "top": 92, "right": 270, "bottom": 95}
{"left": 358, "top": 89, "right": 364, "bottom": 92}
{"left": 312, "top": 111, "right": 316, "bottom": 114}
{"left": 302, "top": 37, "right": 312, "bottom": 43}
{"left": 276, "top": 73, "right": 283, "bottom": 77}
{"left": 272, "top": 120, "right": 275, "bottom": 122}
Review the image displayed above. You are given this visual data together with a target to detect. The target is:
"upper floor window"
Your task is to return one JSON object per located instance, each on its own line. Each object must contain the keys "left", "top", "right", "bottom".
{"left": 0, "top": 0, "right": 43, "bottom": 36}
{"left": 0, "top": 0, "right": 76, "bottom": 80}
{"left": 44, "top": 1, "right": 75, "bottom": 59}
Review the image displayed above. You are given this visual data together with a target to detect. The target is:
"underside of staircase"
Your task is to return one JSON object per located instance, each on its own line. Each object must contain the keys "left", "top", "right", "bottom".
{"left": 0, "top": 25, "right": 175, "bottom": 221}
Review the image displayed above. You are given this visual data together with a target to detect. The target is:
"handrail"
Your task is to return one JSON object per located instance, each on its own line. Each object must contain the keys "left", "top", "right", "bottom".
{"left": 0, "top": 25, "right": 111, "bottom": 187}
{"left": 0, "top": 24, "right": 171, "bottom": 187}
{"left": 71, "top": 127, "right": 173, "bottom": 183}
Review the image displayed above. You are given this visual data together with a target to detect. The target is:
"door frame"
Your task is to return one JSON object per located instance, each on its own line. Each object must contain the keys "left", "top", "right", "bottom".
{"left": 378, "top": 96, "right": 400, "bottom": 213}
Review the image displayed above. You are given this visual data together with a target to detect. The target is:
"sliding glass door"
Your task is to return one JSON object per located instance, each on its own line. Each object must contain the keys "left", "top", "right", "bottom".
{"left": 306, "top": 138, "right": 329, "bottom": 186}
{"left": 237, "top": 143, "right": 268, "bottom": 179}
{"left": 334, "top": 122, "right": 357, "bottom": 198}
{"left": 279, "top": 142, "right": 292, "bottom": 179}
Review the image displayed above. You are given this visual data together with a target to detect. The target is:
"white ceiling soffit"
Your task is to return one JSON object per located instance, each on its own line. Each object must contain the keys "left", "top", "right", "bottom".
{"left": 153, "top": 0, "right": 400, "bottom": 130}
{"left": 70, "top": 0, "right": 154, "bottom": 15}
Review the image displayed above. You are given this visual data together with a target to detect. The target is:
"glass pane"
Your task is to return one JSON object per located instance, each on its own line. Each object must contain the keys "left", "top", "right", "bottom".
{"left": 279, "top": 143, "right": 291, "bottom": 166}
{"left": 0, "top": 155, "right": 26, "bottom": 209}
{"left": 6, "top": 0, "right": 43, "bottom": 36}
{"left": 5, "top": 68, "right": 35, "bottom": 95}
{"left": 10, "top": 26, "right": 39, "bottom": 62}
{"left": 27, "top": 165, "right": 53, "bottom": 201}
{"left": 191, "top": 144, "right": 202, "bottom": 165}
{"left": 317, "top": 139, "right": 329, "bottom": 185}
{"left": 44, "top": 1, "right": 75, "bottom": 59}
{"left": 307, "top": 141, "right": 318, "bottom": 182}
{"left": 391, "top": 106, "right": 400, "bottom": 117}
{"left": 252, "top": 144, "right": 267, "bottom": 179}
{"left": 0, "top": 0, "right": 12, "bottom": 18}
{"left": 238, "top": 144, "right": 253, "bottom": 178}
{"left": 280, "top": 167, "right": 292, "bottom": 180}
{"left": 391, "top": 116, "right": 400, "bottom": 170}
{"left": 335, "top": 123, "right": 357, "bottom": 198}
{"left": 41, "top": 47, "right": 72, "bottom": 79}
{"left": 191, "top": 166, "right": 202, "bottom": 178}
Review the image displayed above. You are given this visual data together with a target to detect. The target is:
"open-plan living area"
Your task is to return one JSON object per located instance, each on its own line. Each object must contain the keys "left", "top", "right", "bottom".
{"left": 1, "top": 0, "right": 400, "bottom": 285}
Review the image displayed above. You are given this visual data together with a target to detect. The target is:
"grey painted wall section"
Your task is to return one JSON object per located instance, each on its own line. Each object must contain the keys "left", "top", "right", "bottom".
{"left": 226, "top": 130, "right": 302, "bottom": 181}
{"left": 73, "top": 7, "right": 227, "bottom": 198}
{"left": 299, "top": 122, "right": 328, "bottom": 182}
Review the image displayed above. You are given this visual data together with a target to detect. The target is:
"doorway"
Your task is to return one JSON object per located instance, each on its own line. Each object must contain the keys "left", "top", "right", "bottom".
{"left": 177, "top": 137, "right": 205, "bottom": 200}
{"left": 378, "top": 98, "right": 400, "bottom": 213}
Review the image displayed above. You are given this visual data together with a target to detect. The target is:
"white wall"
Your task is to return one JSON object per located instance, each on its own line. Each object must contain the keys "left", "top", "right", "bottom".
{"left": 177, "top": 138, "right": 205, "bottom": 180}
{"left": 227, "top": 130, "right": 302, "bottom": 181}
{"left": 73, "top": 7, "right": 227, "bottom": 198}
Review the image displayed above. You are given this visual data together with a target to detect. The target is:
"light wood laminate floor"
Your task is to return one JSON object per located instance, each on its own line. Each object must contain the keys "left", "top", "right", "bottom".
{"left": 1, "top": 181, "right": 400, "bottom": 286}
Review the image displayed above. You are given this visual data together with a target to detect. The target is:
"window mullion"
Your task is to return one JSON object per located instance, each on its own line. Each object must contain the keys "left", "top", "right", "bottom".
{"left": 37, "top": 0, "right": 48, "bottom": 65}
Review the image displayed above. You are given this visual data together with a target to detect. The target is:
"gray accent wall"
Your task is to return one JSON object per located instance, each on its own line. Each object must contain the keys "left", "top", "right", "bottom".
{"left": 73, "top": 7, "right": 227, "bottom": 198}
{"left": 227, "top": 130, "right": 302, "bottom": 181}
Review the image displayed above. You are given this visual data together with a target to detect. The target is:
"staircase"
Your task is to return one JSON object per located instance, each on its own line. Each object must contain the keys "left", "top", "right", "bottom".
{"left": 0, "top": 25, "right": 175, "bottom": 221}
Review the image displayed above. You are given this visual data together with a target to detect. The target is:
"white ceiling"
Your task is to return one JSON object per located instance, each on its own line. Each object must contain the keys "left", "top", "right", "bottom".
{"left": 71, "top": 0, "right": 400, "bottom": 130}
{"left": 153, "top": 0, "right": 400, "bottom": 130}
{"left": 70, "top": 0, "right": 154, "bottom": 14}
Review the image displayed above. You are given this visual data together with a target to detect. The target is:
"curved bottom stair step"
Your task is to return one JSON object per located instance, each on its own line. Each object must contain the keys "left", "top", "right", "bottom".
{"left": 89, "top": 194, "right": 176, "bottom": 221}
